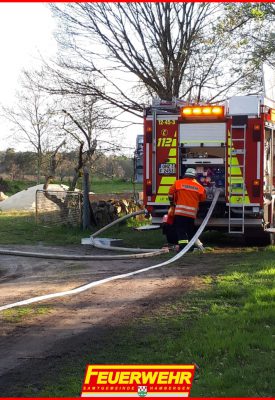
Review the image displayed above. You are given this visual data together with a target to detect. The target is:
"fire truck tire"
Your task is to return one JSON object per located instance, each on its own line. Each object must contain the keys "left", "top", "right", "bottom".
{"left": 271, "top": 213, "right": 275, "bottom": 245}
{"left": 270, "top": 216, "right": 275, "bottom": 246}
{"left": 244, "top": 229, "right": 273, "bottom": 246}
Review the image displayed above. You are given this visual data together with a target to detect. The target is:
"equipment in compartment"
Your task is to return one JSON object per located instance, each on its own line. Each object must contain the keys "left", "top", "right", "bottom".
{"left": 196, "top": 166, "right": 225, "bottom": 200}
{"left": 181, "top": 164, "right": 225, "bottom": 200}
{"left": 180, "top": 147, "right": 226, "bottom": 200}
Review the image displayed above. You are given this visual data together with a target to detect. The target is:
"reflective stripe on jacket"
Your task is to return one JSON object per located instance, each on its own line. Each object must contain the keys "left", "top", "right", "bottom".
{"left": 168, "top": 177, "right": 206, "bottom": 219}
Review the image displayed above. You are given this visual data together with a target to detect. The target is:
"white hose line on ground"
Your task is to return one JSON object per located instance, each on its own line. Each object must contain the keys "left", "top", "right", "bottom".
{"left": 90, "top": 210, "right": 162, "bottom": 252}
{"left": 0, "top": 248, "right": 167, "bottom": 260}
{"left": 92, "top": 238, "right": 163, "bottom": 253}
{"left": 0, "top": 191, "right": 220, "bottom": 312}
{"left": 90, "top": 210, "right": 146, "bottom": 239}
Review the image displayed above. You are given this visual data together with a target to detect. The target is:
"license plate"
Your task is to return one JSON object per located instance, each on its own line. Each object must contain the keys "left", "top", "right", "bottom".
{"left": 159, "top": 163, "right": 176, "bottom": 175}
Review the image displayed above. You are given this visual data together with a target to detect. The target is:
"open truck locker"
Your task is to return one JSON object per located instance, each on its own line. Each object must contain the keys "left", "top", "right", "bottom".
{"left": 143, "top": 95, "right": 275, "bottom": 245}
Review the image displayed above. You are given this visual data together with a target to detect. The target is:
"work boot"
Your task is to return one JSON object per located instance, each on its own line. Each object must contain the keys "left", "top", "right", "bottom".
{"left": 178, "top": 244, "right": 190, "bottom": 253}
{"left": 178, "top": 239, "right": 189, "bottom": 252}
{"left": 192, "top": 248, "right": 203, "bottom": 253}
{"left": 195, "top": 238, "right": 205, "bottom": 252}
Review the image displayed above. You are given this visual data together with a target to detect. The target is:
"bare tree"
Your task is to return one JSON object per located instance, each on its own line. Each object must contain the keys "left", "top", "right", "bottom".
{"left": 1, "top": 71, "right": 60, "bottom": 183}
{"left": 47, "top": 2, "right": 274, "bottom": 111}
{"left": 49, "top": 139, "right": 66, "bottom": 177}
{"left": 58, "top": 95, "right": 124, "bottom": 190}
{"left": 16, "top": 69, "right": 129, "bottom": 191}
{"left": 41, "top": 95, "right": 125, "bottom": 228}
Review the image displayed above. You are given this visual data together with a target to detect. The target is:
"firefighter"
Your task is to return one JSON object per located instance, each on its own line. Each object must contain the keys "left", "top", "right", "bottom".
{"left": 168, "top": 168, "right": 206, "bottom": 251}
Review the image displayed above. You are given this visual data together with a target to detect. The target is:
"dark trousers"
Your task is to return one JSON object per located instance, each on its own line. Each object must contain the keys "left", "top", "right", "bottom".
{"left": 174, "top": 215, "right": 195, "bottom": 249}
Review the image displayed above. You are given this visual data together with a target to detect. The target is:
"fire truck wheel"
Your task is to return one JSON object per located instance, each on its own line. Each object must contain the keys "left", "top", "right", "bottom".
{"left": 270, "top": 219, "right": 275, "bottom": 245}
{"left": 244, "top": 230, "right": 273, "bottom": 246}
{"left": 271, "top": 214, "right": 275, "bottom": 246}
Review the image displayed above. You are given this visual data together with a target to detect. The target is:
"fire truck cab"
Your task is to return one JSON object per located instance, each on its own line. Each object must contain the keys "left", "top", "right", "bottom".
{"left": 143, "top": 95, "right": 275, "bottom": 244}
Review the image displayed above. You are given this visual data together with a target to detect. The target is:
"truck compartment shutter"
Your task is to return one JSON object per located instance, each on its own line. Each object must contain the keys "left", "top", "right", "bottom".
{"left": 179, "top": 123, "right": 226, "bottom": 147}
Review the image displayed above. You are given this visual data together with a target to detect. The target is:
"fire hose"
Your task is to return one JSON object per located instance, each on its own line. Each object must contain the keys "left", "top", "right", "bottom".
{"left": 0, "top": 190, "right": 220, "bottom": 311}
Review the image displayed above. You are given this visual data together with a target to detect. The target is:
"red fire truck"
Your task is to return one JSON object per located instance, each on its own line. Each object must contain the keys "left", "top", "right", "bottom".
{"left": 143, "top": 95, "right": 275, "bottom": 244}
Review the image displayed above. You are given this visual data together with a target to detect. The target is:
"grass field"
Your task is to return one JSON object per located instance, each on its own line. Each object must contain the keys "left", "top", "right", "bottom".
{"left": 1, "top": 178, "right": 142, "bottom": 196}
{"left": 0, "top": 177, "right": 143, "bottom": 246}
{"left": 0, "top": 211, "right": 163, "bottom": 247}
{"left": 0, "top": 212, "right": 88, "bottom": 245}
{"left": 19, "top": 247, "right": 275, "bottom": 397}
{"left": 89, "top": 179, "right": 142, "bottom": 194}
{"left": 2, "top": 179, "right": 37, "bottom": 196}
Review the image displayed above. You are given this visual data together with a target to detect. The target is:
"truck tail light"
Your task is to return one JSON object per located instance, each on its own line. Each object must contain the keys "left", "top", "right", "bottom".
{"left": 253, "top": 124, "right": 261, "bottom": 141}
{"left": 146, "top": 125, "right": 152, "bottom": 143}
{"left": 146, "top": 179, "right": 152, "bottom": 196}
{"left": 252, "top": 179, "right": 260, "bottom": 197}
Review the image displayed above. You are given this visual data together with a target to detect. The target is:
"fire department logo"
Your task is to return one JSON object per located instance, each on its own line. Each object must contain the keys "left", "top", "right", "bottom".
{"left": 161, "top": 128, "right": 168, "bottom": 136}
{"left": 138, "top": 386, "right": 147, "bottom": 397}
{"left": 82, "top": 364, "right": 195, "bottom": 398}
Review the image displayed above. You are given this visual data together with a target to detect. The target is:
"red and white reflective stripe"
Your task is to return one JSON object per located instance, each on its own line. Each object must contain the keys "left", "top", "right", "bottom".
{"left": 175, "top": 210, "right": 196, "bottom": 217}
{"left": 176, "top": 204, "right": 197, "bottom": 211}
{"left": 175, "top": 205, "right": 197, "bottom": 218}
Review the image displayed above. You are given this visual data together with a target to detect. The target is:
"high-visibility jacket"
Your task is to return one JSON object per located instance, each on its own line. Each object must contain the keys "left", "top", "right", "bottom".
{"left": 168, "top": 177, "right": 206, "bottom": 219}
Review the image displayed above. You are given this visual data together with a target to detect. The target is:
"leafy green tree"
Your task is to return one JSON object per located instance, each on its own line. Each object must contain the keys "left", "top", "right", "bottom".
{"left": 216, "top": 3, "right": 275, "bottom": 93}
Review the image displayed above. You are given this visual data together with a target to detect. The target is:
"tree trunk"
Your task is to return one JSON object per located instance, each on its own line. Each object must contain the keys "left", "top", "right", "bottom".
{"left": 82, "top": 167, "right": 92, "bottom": 230}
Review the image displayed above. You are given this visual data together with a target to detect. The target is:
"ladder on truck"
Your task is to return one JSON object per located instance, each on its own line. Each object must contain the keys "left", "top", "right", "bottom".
{"left": 228, "top": 124, "right": 247, "bottom": 233}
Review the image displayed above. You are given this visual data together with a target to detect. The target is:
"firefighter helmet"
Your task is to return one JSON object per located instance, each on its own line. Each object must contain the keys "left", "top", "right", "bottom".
{"left": 184, "top": 168, "right": 197, "bottom": 178}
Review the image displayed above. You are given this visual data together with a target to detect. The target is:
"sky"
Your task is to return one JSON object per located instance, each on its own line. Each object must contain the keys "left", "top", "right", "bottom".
{"left": 0, "top": 3, "right": 141, "bottom": 155}
{"left": 0, "top": 3, "right": 57, "bottom": 150}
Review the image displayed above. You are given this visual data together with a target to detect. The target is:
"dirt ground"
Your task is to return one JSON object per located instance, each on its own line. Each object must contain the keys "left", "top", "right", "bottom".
{"left": 0, "top": 244, "right": 241, "bottom": 396}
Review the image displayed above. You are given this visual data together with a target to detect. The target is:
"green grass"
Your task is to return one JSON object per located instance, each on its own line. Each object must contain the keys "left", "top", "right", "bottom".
{"left": 2, "top": 305, "right": 52, "bottom": 323}
{"left": 0, "top": 177, "right": 144, "bottom": 245}
{"left": 0, "top": 212, "right": 89, "bottom": 245}
{"left": 2, "top": 178, "right": 142, "bottom": 196}
{"left": 103, "top": 223, "right": 166, "bottom": 249}
{"left": 3, "top": 180, "right": 37, "bottom": 196}
{"left": 89, "top": 179, "right": 142, "bottom": 194}
{"left": 0, "top": 211, "right": 165, "bottom": 247}
{"left": 19, "top": 247, "right": 275, "bottom": 397}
